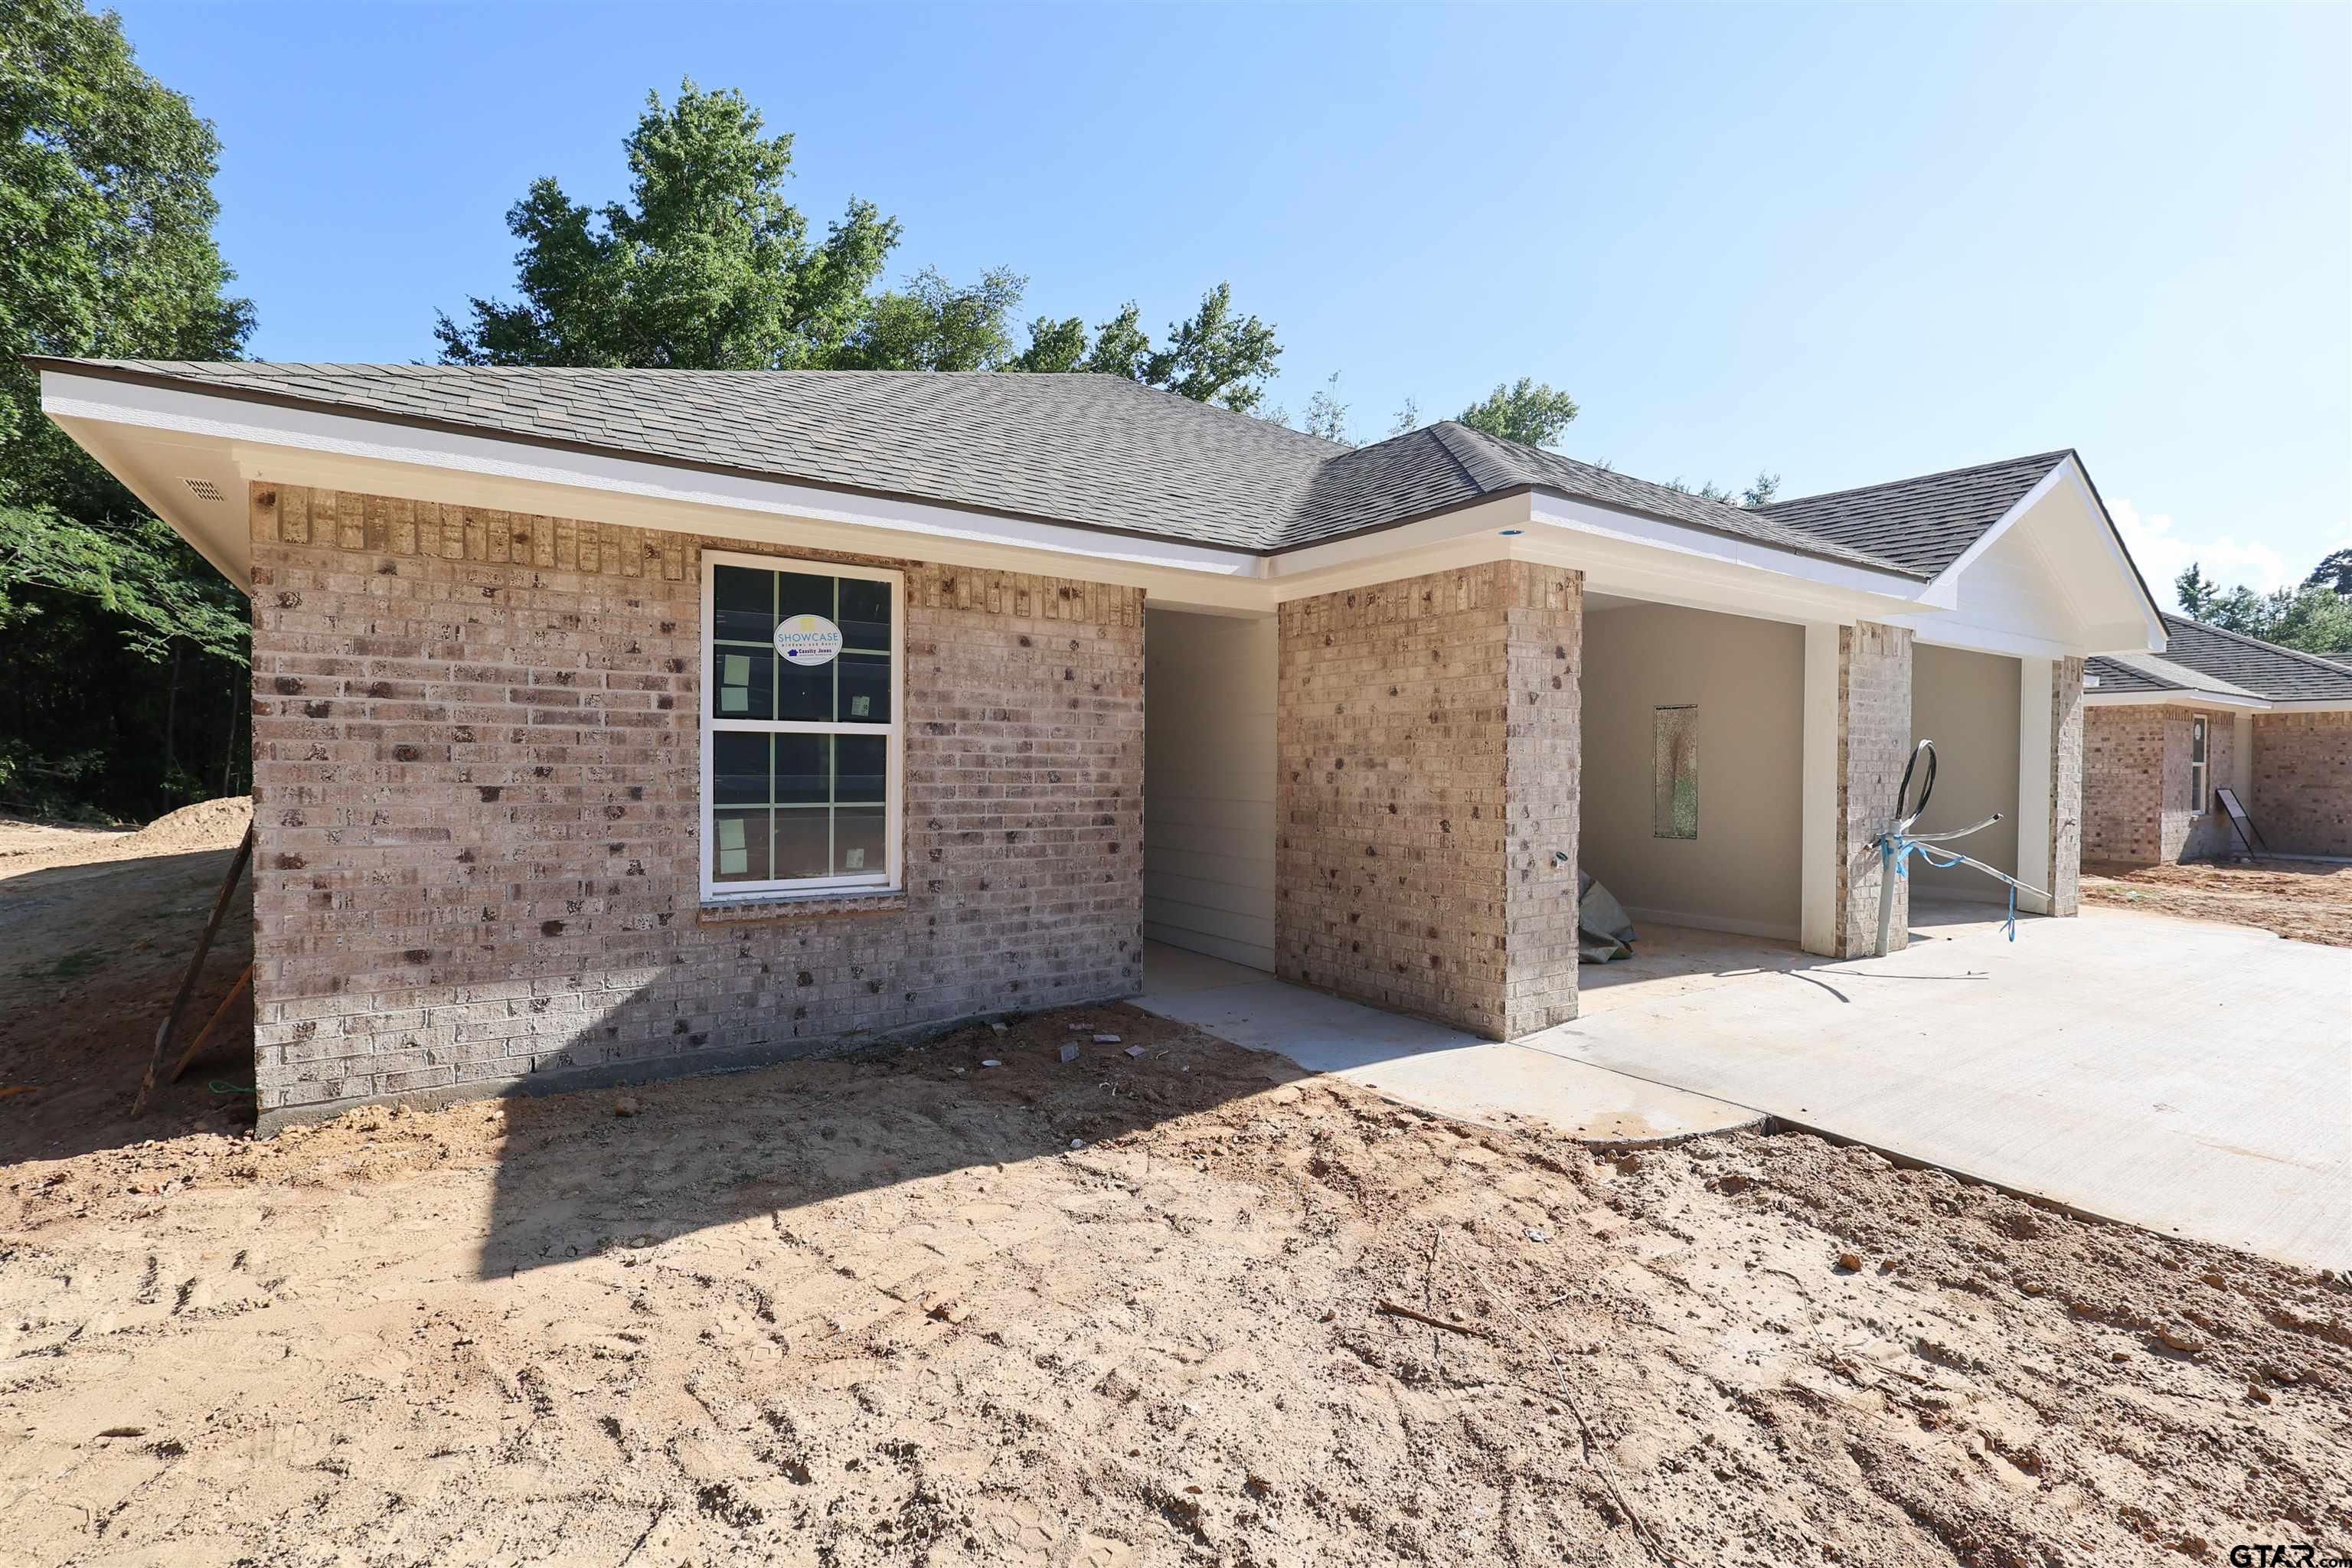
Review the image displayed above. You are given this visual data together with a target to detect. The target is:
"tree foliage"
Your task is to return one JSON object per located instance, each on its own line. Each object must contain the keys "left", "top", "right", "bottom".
{"left": 440, "top": 83, "right": 1285, "bottom": 413}
{"left": 2174, "top": 558, "right": 2352, "bottom": 656}
{"left": 1, "top": 0, "right": 255, "bottom": 819}
{"left": 2304, "top": 547, "right": 2352, "bottom": 596}
{"left": 1456, "top": 377, "right": 1579, "bottom": 449}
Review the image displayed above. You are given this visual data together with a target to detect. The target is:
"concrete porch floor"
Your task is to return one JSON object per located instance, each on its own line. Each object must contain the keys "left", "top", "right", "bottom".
{"left": 1135, "top": 943, "right": 1764, "bottom": 1146}
{"left": 1140, "top": 899, "right": 2351, "bottom": 1271}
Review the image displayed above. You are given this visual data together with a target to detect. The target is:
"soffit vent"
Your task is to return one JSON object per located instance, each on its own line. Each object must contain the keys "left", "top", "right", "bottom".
{"left": 181, "top": 476, "right": 225, "bottom": 502}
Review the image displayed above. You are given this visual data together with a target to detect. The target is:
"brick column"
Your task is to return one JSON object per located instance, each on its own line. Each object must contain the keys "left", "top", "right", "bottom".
{"left": 2044, "top": 656, "right": 2084, "bottom": 913}
{"left": 1275, "top": 561, "right": 1581, "bottom": 1037}
{"left": 1831, "top": 621, "right": 1915, "bottom": 957}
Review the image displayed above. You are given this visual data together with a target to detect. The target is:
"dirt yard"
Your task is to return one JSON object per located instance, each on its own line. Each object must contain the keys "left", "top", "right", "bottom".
{"left": 3, "top": 815, "right": 2349, "bottom": 1566}
{"left": 0, "top": 798, "right": 257, "bottom": 1162}
{"left": 2082, "top": 857, "right": 2352, "bottom": 947}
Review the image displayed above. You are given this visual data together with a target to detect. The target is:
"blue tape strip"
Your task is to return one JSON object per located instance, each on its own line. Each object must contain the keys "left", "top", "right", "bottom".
{"left": 1879, "top": 834, "right": 2020, "bottom": 941}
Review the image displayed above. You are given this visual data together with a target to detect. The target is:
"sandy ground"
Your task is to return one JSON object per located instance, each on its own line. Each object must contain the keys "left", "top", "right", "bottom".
{"left": 2, "top": 1014, "right": 2348, "bottom": 1566}
{"left": 0, "top": 799, "right": 257, "bottom": 1161}
{"left": 2082, "top": 858, "right": 2352, "bottom": 947}
{"left": 4, "top": 810, "right": 2349, "bottom": 1565}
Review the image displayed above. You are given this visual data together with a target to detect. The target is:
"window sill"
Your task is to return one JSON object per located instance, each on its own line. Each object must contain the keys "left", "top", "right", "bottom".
{"left": 698, "top": 888, "right": 908, "bottom": 925}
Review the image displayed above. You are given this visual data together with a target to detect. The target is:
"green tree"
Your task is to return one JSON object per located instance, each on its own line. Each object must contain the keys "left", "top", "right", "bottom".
{"left": 2179, "top": 563, "right": 2352, "bottom": 657}
{"left": 2175, "top": 564, "right": 2219, "bottom": 619}
{"left": 1389, "top": 396, "right": 1421, "bottom": 436}
{"left": 1301, "top": 373, "right": 1350, "bottom": 444}
{"left": 2305, "top": 547, "right": 2352, "bottom": 596}
{"left": 1, "top": 0, "right": 255, "bottom": 819}
{"left": 1141, "top": 284, "right": 1281, "bottom": 413}
{"left": 1080, "top": 302, "right": 1153, "bottom": 380}
{"left": 833, "top": 266, "right": 1026, "bottom": 371}
{"left": 436, "top": 80, "right": 904, "bottom": 370}
{"left": 1456, "top": 377, "right": 1579, "bottom": 449}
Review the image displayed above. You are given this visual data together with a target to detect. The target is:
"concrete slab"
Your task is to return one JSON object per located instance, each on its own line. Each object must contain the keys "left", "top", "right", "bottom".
{"left": 1534, "top": 902, "right": 2352, "bottom": 1271}
{"left": 1136, "top": 942, "right": 1763, "bottom": 1146}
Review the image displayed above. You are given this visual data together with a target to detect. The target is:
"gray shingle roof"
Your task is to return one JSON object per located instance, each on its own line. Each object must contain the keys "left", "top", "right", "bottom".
{"left": 2086, "top": 650, "right": 2265, "bottom": 701}
{"left": 2091, "top": 614, "right": 2352, "bottom": 704}
{"left": 38, "top": 359, "right": 1919, "bottom": 574}
{"left": 1757, "top": 451, "right": 2072, "bottom": 577}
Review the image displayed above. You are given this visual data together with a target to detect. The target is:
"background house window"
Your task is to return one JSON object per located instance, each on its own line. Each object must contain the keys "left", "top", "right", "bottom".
{"left": 1653, "top": 704, "right": 1698, "bottom": 839}
{"left": 701, "top": 552, "right": 902, "bottom": 899}
{"left": 2190, "top": 714, "right": 2208, "bottom": 815}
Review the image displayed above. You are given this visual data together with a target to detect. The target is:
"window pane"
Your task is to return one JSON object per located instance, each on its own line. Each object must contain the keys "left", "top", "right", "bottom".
{"left": 712, "top": 643, "right": 773, "bottom": 720}
{"left": 1654, "top": 706, "right": 1698, "bottom": 840}
{"left": 713, "top": 565, "right": 776, "bottom": 645}
{"left": 775, "top": 658, "right": 834, "bottom": 722}
{"left": 712, "top": 808, "right": 771, "bottom": 883}
{"left": 838, "top": 652, "right": 891, "bottom": 724}
{"left": 2191, "top": 720, "right": 2207, "bottom": 764}
{"left": 838, "top": 578, "right": 890, "bottom": 650}
{"left": 835, "top": 806, "right": 887, "bottom": 877}
{"left": 835, "top": 735, "right": 887, "bottom": 802}
{"left": 773, "top": 809, "right": 830, "bottom": 880}
{"left": 775, "top": 734, "right": 829, "bottom": 803}
{"left": 776, "top": 571, "right": 833, "bottom": 622}
{"left": 712, "top": 732, "right": 769, "bottom": 805}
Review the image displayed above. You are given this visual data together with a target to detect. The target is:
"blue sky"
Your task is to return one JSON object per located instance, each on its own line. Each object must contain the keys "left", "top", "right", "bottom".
{"left": 110, "top": 2, "right": 2351, "bottom": 606}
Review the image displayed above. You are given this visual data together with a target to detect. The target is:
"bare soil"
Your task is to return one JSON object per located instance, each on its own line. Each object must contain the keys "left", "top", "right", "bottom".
{"left": 2082, "top": 858, "right": 2352, "bottom": 947}
{"left": 5, "top": 1049, "right": 2350, "bottom": 1562}
{"left": 0, "top": 798, "right": 256, "bottom": 1162}
{"left": 2, "top": 817, "right": 2347, "bottom": 1566}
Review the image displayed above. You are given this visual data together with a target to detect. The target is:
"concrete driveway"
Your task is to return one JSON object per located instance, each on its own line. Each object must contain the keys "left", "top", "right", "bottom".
{"left": 1533, "top": 902, "right": 2352, "bottom": 1271}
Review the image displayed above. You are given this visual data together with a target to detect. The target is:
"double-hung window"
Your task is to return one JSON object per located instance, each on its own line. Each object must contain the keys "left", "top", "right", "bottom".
{"left": 701, "top": 551, "right": 903, "bottom": 901}
{"left": 2190, "top": 714, "right": 2209, "bottom": 816}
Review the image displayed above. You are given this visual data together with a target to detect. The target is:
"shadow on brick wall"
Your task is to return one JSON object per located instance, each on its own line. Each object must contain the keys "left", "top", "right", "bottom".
{"left": 471, "top": 1000, "right": 1308, "bottom": 1280}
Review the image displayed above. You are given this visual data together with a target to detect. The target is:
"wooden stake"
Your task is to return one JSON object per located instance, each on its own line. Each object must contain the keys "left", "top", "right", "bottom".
{"left": 133, "top": 823, "right": 253, "bottom": 1117}
{"left": 168, "top": 962, "right": 253, "bottom": 1084}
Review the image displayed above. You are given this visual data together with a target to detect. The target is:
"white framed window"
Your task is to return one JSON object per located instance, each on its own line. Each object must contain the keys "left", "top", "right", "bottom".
{"left": 2190, "top": 714, "right": 2209, "bottom": 816}
{"left": 699, "top": 550, "right": 903, "bottom": 902}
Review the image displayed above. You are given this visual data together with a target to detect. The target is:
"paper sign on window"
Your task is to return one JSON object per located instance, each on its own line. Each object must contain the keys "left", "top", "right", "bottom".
{"left": 775, "top": 614, "right": 842, "bottom": 667}
{"left": 717, "top": 817, "right": 749, "bottom": 875}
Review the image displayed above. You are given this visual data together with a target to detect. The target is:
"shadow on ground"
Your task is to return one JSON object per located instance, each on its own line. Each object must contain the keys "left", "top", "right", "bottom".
{"left": 0, "top": 847, "right": 256, "bottom": 1165}
{"left": 472, "top": 1001, "right": 1308, "bottom": 1279}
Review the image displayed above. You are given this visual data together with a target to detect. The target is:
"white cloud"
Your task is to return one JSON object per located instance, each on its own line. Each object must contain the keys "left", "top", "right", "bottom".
{"left": 2109, "top": 497, "right": 2298, "bottom": 611}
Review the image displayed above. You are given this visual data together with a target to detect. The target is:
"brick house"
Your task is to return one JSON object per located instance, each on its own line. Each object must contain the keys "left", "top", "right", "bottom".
{"left": 38, "top": 362, "right": 2167, "bottom": 1129}
{"left": 2083, "top": 615, "right": 2352, "bottom": 863}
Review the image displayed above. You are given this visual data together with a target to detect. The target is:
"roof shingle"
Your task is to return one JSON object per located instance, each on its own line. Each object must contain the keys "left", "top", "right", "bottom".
{"left": 2089, "top": 615, "right": 2352, "bottom": 704}
{"left": 1757, "top": 451, "right": 2072, "bottom": 577}
{"left": 39, "top": 359, "right": 1919, "bottom": 574}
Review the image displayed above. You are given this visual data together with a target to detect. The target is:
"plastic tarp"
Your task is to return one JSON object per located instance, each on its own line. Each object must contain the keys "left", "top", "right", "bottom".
{"left": 1577, "top": 871, "right": 1638, "bottom": 963}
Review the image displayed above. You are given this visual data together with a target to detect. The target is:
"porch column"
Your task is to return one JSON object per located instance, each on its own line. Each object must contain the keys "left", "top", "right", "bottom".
{"left": 1275, "top": 560, "right": 1582, "bottom": 1038}
{"left": 1798, "top": 620, "right": 1915, "bottom": 956}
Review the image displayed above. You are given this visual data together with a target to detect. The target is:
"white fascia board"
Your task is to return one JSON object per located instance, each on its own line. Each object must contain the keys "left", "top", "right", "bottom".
{"left": 41, "top": 368, "right": 1267, "bottom": 583}
{"left": 2262, "top": 697, "right": 2352, "bottom": 713}
{"left": 2082, "top": 688, "right": 2272, "bottom": 711}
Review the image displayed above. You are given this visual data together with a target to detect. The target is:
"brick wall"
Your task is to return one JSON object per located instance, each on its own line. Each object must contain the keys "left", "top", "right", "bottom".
{"left": 2082, "top": 705, "right": 2161, "bottom": 864}
{"left": 2044, "top": 657, "right": 2085, "bottom": 913}
{"left": 1275, "top": 561, "right": 1582, "bottom": 1037}
{"left": 2252, "top": 710, "right": 2352, "bottom": 855}
{"left": 246, "top": 484, "right": 1142, "bottom": 1127}
{"left": 1833, "top": 622, "right": 1913, "bottom": 956}
{"left": 2084, "top": 703, "right": 2243, "bottom": 864}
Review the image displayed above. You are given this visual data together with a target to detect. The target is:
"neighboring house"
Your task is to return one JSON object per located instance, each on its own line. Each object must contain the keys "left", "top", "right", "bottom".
{"left": 2082, "top": 616, "right": 2352, "bottom": 863}
{"left": 36, "top": 361, "right": 2164, "bottom": 1128}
